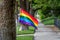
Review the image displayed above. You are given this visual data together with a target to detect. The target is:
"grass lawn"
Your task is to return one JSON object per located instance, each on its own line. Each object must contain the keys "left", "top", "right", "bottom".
{"left": 42, "top": 17, "right": 54, "bottom": 25}
{"left": 16, "top": 26, "right": 35, "bottom": 35}
{"left": 16, "top": 36, "right": 34, "bottom": 40}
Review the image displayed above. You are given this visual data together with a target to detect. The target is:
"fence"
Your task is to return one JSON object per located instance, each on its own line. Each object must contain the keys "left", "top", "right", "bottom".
{"left": 54, "top": 17, "right": 60, "bottom": 29}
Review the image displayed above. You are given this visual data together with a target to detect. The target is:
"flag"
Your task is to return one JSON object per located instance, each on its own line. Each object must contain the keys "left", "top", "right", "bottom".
{"left": 19, "top": 8, "right": 38, "bottom": 29}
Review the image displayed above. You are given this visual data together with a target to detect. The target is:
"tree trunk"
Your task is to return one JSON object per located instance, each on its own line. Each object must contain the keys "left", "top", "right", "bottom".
{"left": 19, "top": 0, "right": 29, "bottom": 31}
{"left": 15, "top": 1, "right": 18, "bottom": 27}
{"left": 26, "top": 0, "right": 30, "bottom": 12}
{"left": 29, "top": 0, "right": 35, "bottom": 17}
{"left": 0, "top": 0, "right": 16, "bottom": 40}
{"left": 20, "top": 0, "right": 27, "bottom": 10}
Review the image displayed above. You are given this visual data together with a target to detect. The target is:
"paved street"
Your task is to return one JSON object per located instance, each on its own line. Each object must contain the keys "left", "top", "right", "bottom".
{"left": 34, "top": 23, "right": 60, "bottom": 40}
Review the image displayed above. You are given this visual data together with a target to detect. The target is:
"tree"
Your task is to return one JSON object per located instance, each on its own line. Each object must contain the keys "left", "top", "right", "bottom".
{"left": 0, "top": 0, "right": 16, "bottom": 40}
{"left": 32, "top": 0, "right": 60, "bottom": 18}
{"left": 19, "top": 0, "right": 30, "bottom": 31}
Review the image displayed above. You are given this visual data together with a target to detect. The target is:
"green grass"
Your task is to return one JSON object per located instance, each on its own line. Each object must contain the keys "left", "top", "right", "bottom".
{"left": 42, "top": 17, "right": 54, "bottom": 25}
{"left": 42, "top": 19, "right": 54, "bottom": 25}
{"left": 16, "top": 36, "right": 34, "bottom": 40}
{"left": 16, "top": 26, "right": 35, "bottom": 35}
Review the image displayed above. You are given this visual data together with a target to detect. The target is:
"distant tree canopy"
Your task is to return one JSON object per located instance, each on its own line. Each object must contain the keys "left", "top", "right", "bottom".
{"left": 32, "top": 0, "right": 60, "bottom": 19}
{"left": 16, "top": 0, "right": 60, "bottom": 19}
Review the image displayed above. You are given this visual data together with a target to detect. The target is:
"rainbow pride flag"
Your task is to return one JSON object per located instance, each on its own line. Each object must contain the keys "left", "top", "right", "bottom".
{"left": 19, "top": 8, "right": 38, "bottom": 29}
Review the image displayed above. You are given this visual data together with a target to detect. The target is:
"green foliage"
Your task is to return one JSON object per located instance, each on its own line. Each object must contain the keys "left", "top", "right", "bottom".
{"left": 58, "top": 16, "right": 60, "bottom": 19}
{"left": 16, "top": 0, "right": 60, "bottom": 20}
{"left": 16, "top": 0, "right": 60, "bottom": 19}
{"left": 32, "top": 0, "right": 60, "bottom": 18}
{"left": 42, "top": 17, "right": 54, "bottom": 25}
{"left": 38, "top": 10, "right": 45, "bottom": 20}
{"left": 16, "top": 0, "right": 20, "bottom": 7}
{"left": 42, "top": 19, "right": 54, "bottom": 25}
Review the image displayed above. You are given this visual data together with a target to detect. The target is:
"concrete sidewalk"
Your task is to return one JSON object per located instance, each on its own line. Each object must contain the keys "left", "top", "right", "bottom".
{"left": 34, "top": 23, "right": 60, "bottom": 40}
{"left": 17, "top": 34, "right": 34, "bottom": 36}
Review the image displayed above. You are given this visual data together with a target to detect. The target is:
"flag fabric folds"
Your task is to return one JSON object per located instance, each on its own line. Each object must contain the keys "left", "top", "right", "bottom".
{"left": 19, "top": 8, "right": 38, "bottom": 29}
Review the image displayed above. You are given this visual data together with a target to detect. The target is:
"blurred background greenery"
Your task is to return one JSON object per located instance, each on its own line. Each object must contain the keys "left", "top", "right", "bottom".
{"left": 16, "top": 0, "right": 60, "bottom": 40}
